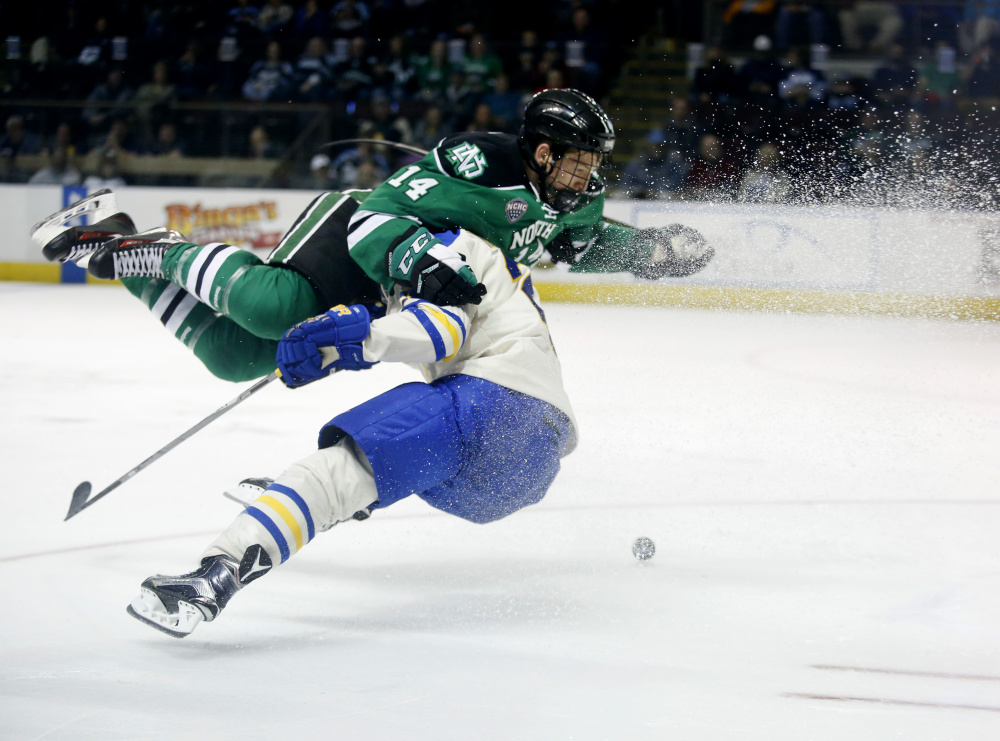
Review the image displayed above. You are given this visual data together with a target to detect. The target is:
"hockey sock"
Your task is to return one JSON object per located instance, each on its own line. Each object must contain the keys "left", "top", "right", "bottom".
{"left": 202, "top": 439, "right": 379, "bottom": 567}
{"left": 161, "top": 243, "right": 324, "bottom": 340}
{"left": 121, "top": 277, "right": 279, "bottom": 382}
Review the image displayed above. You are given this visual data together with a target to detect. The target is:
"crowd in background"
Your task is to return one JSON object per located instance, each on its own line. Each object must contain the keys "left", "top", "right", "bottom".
{"left": 0, "top": 0, "right": 629, "bottom": 187}
{"left": 1, "top": 0, "right": 999, "bottom": 208}
{"left": 620, "top": 1, "right": 1000, "bottom": 209}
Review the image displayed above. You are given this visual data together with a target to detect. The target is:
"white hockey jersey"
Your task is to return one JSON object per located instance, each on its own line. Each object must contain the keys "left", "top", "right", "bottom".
{"left": 322, "top": 229, "right": 578, "bottom": 454}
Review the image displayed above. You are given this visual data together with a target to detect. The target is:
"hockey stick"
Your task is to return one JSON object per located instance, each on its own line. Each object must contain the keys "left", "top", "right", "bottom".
{"left": 65, "top": 372, "right": 279, "bottom": 520}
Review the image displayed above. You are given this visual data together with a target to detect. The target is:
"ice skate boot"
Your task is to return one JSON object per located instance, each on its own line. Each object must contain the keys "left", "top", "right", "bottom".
{"left": 30, "top": 188, "right": 136, "bottom": 264}
{"left": 127, "top": 548, "right": 270, "bottom": 638}
{"left": 87, "top": 227, "right": 187, "bottom": 280}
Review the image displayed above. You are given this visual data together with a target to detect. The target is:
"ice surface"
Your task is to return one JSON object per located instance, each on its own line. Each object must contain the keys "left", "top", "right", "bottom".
{"left": 2, "top": 283, "right": 999, "bottom": 739}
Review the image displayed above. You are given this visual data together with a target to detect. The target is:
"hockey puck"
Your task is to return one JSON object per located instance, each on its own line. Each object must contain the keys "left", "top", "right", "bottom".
{"left": 632, "top": 536, "right": 655, "bottom": 561}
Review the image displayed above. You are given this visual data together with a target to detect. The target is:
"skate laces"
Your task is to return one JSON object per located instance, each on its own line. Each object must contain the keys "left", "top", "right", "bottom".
{"left": 112, "top": 243, "right": 168, "bottom": 278}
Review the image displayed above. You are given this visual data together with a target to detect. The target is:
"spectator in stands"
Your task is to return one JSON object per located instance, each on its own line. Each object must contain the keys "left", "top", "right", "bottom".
{"left": 0, "top": 115, "right": 41, "bottom": 160}
{"left": 443, "top": 68, "right": 476, "bottom": 127}
{"left": 373, "top": 34, "right": 418, "bottom": 102}
{"left": 510, "top": 29, "right": 543, "bottom": 92}
{"left": 460, "top": 33, "right": 504, "bottom": 95}
{"left": 146, "top": 121, "right": 188, "bottom": 157}
{"left": 327, "top": 139, "right": 390, "bottom": 188}
{"left": 483, "top": 73, "right": 524, "bottom": 132}
{"left": 84, "top": 148, "right": 129, "bottom": 191}
{"left": 837, "top": 1, "right": 903, "bottom": 53}
{"left": 174, "top": 41, "right": 210, "bottom": 101}
{"left": 45, "top": 123, "right": 79, "bottom": 158}
{"left": 28, "top": 147, "right": 83, "bottom": 186}
{"left": 465, "top": 101, "right": 505, "bottom": 133}
{"left": 226, "top": 0, "right": 263, "bottom": 45}
{"left": 330, "top": 0, "right": 371, "bottom": 38}
{"left": 774, "top": 1, "right": 828, "bottom": 51}
{"left": 83, "top": 67, "right": 135, "bottom": 145}
{"left": 248, "top": 125, "right": 279, "bottom": 159}
{"left": 294, "top": 0, "right": 329, "bottom": 41}
{"left": 259, "top": 0, "right": 294, "bottom": 39}
{"left": 681, "top": 133, "right": 741, "bottom": 200}
{"left": 76, "top": 15, "right": 113, "bottom": 72}
{"left": 721, "top": 1, "right": 777, "bottom": 52}
{"left": 826, "top": 76, "right": 861, "bottom": 111}
{"left": 294, "top": 37, "right": 335, "bottom": 102}
{"left": 100, "top": 119, "right": 141, "bottom": 158}
{"left": 648, "top": 97, "right": 703, "bottom": 159}
{"left": 778, "top": 46, "right": 826, "bottom": 104}
{"left": 416, "top": 38, "right": 452, "bottom": 103}
{"left": 411, "top": 104, "right": 453, "bottom": 150}
{"left": 359, "top": 93, "right": 413, "bottom": 144}
{"left": 620, "top": 134, "right": 692, "bottom": 199}
{"left": 739, "top": 35, "right": 787, "bottom": 106}
{"left": 959, "top": 0, "right": 1000, "bottom": 54}
{"left": 916, "top": 42, "right": 959, "bottom": 114}
{"left": 132, "top": 60, "right": 178, "bottom": 147}
{"left": 897, "top": 110, "right": 933, "bottom": 164}
{"left": 332, "top": 36, "right": 376, "bottom": 101}
{"left": 871, "top": 44, "right": 918, "bottom": 108}
{"left": 738, "top": 142, "right": 791, "bottom": 202}
{"left": 24, "top": 37, "right": 63, "bottom": 98}
{"left": 558, "top": 6, "right": 610, "bottom": 95}
{"left": 692, "top": 46, "right": 741, "bottom": 104}
{"left": 533, "top": 43, "right": 568, "bottom": 94}
{"left": 241, "top": 40, "right": 295, "bottom": 102}
{"left": 963, "top": 42, "right": 1000, "bottom": 100}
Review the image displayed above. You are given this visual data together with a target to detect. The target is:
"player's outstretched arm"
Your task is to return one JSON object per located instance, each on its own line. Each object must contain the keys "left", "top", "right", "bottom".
{"left": 561, "top": 221, "right": 714, "bottom": 279}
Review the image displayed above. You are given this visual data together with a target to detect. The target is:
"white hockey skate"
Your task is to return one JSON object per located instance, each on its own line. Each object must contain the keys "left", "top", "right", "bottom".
{"left": 29, "top": 189, "right": 136, "bottom": 264}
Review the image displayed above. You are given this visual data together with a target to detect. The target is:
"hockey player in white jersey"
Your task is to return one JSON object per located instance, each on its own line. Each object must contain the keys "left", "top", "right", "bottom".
{"left": 128, "top": 229, "right": 577, "bottom": 637}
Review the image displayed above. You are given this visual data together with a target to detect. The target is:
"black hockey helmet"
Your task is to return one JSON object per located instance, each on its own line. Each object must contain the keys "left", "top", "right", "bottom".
{"left": 519, "top": 88, "right": 616, "bottom": 159}
{"left": 519, "top": 89, "right": 615, "bottom": 211}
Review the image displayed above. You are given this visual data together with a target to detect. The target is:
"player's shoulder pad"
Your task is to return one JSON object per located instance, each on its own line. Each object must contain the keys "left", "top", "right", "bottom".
{"left": 432, "top": 132, "right": 526, "bottom": 188}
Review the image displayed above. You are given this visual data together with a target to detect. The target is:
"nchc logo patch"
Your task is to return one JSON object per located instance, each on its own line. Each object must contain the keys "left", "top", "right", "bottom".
{"left": 446, "top": 142, "right": 487, "bottom": 179}
{"left": 505, "top": 198, "right": 529, "bottom": 223}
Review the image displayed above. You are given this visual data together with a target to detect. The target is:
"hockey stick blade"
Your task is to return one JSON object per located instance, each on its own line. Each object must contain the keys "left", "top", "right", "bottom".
{"left": 64, "top": 372, "right": 279, "bottom": 521}
{"left": 66, "top": 481, "right": 94, "bottom": 520}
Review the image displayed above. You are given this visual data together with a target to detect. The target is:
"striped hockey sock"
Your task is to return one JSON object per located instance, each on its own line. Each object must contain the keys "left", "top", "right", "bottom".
{"left": 122, "top": 277, "right": 219, "bottom": 352}
{"left": 162, "top": 242, "right": 263, "bottom": 316}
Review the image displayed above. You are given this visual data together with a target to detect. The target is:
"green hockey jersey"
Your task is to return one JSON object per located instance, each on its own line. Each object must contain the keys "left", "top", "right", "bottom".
{"left": 346, "top": 132, "right": 649, "bottom": 291}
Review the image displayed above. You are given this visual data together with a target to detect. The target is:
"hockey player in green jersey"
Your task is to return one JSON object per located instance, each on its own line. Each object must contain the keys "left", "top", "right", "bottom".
{"left": 32, "top": 89, "right": 713, "bottom": 382}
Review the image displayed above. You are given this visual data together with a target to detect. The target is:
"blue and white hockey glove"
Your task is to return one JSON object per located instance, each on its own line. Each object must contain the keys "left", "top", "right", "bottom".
{"left": 276, "top": 304, "right": 377, "bottom": 388}
{"left": 387, "top": 228, "right": 487, "bottom": 306}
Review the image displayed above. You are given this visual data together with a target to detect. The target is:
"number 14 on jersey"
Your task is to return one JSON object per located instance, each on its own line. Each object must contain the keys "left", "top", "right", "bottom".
{"left": 387, "top": 165, "right": 439, "bottom": 201}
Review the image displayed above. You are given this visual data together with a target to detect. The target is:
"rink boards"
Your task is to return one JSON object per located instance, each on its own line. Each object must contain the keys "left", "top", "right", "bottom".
{"left": 2, "top": 184, "right": 999, "bottom": 321}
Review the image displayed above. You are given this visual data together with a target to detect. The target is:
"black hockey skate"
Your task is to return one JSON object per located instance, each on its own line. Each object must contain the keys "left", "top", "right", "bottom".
{"left": 87, "top": 227, "right": 187, "bottom": 280}
{"left": 30, "top": 188, "right": 136, "bottom": 264}
{"left": 127, "top": 548, "right": 271, "bottom": 638}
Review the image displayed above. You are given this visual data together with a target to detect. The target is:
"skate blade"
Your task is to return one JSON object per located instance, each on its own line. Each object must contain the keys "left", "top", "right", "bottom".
{"left": 127, "top": 587, "right": 205, "bottom": 638}
{"left": 29, "top": 188, "right": 118, "bottom": 247}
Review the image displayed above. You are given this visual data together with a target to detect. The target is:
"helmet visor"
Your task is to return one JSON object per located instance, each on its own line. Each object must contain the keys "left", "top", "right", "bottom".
{"left": 544, "top": 148, "right": 603, "bottom": 211}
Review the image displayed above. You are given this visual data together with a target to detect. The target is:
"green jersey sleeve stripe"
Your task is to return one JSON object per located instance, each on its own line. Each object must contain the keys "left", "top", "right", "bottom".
{"left": 347, "top": 211, "right": 404, "bottom": 250}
